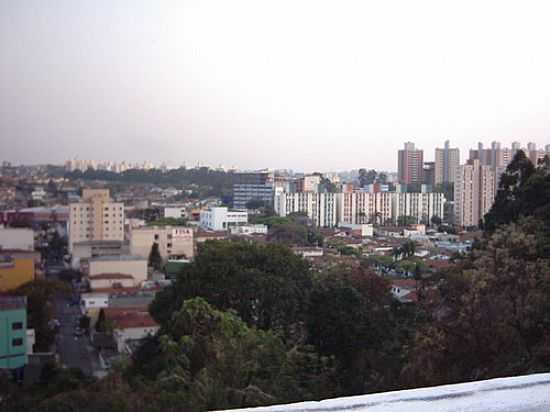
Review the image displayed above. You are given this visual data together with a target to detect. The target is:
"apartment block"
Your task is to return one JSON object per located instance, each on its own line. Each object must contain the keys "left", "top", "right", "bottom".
{"left": 434, "top": 140, "right": 460, "bottom": 184}
{"left": 398, "top": 142, "right": 424, "bottom": 184}
{"left": 69, "top": 189, "right": 124, "bottom": 252}
{"left": 276, "top": 191, "right": 445, "bottom": 228}
{"left": 454, "top": 159, "right": 496, "bottom": 228}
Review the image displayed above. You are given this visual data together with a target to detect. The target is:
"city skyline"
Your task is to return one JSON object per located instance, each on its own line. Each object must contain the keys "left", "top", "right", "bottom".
{"left": 3, "top": 1, "right": 550, "bottom": 170}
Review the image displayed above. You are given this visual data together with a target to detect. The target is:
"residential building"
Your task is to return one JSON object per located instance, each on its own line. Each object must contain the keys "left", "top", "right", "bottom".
{"left": 163, "top": 206, "right": 187, "bottom": 220}
{"left": 434, "top": 140, "right": 460, "bottom": 184}
{"left": 423, "top": 162, "right": 435, "bottom": 187}
{"left": 69, "top": 189, "right": 124, "bottom": 252}
{"left": 100, "top": 307, "right": 159, "bottom": 353}
{"left": 454, "top": 159, "right": 496, "bottom": 227}
{"left": 274, "top": 192, "right": 339, "bottom": 227}
{"left": 393, "top": 192, "right": 445, "bottom": 225}
{"left": 80, "top": 293, "right": 109, "bottom": 315}
{"left": 130, "top": 226, "right": 194, "bottom": 260}
{"left": 71, "top": 240, "right": 128, "bottom": 269}
{"left": 0, "top": 255, "right": 35, "bottom": 291}
{"left": 88, "top": 255, "right": 148, "bottom": 285}
{"left": 0, "top": 228, "right": 34, "bottom": 251}
{"left": 296, "top": 175, "right": 321, "bottom": 192}
{"left": 0, "top": 296, "right": 27, "bottom": 370}
{"left": 232, "top": 171, "right": 275, "bottom": 209}
{"left": 199, "top": 207, "right": 248, "bottom": 231}
{"left": 398, "top": 142, "right": 424, "bottom": 184}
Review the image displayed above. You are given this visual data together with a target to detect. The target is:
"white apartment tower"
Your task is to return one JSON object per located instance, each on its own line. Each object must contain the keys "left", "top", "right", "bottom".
{"left": 69, "top": 189, "right": 124, "bottom": 252}
{"left": 434, "top": 140, "right": 460, "bottom": 185}
{"left": 454, "top": 159, "right": 496, "bottom": 228}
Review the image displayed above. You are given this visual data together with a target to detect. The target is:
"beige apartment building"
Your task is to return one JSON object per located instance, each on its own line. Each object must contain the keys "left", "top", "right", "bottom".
{"left": 69, "top": 189, "right": 124, "bottom": 252}
{"left": 454, "top": 159, "right": 495, "bottom": 228}
{"left": 434, "top": 140, "right": 460, "bottom": 185}
{"left": 129, "top": 226, "right": 194, "bottom": 261}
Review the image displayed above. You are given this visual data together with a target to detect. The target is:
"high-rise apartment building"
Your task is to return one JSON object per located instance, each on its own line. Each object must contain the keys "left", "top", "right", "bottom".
{"left": 398, "top": 142, "right": 424, "bottom": 184}
{"left": 232, "top": 171, "right": 275, "bottom": 210}
{"left": 69, "top": 189, "right": 124, "bottom": 252}
{"left": 454, "top": 159, "right": 495, "bottom": 228}
{"left": 434, "top": 140, "right": 460, "bottom": 185}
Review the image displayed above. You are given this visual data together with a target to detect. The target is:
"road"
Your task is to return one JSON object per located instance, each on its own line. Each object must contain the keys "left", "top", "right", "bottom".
{"left": 46, "top": 261, "right": 104, "bottom": 377}
{"left": 54, "top": 297, "right": 98, "bottom": 375}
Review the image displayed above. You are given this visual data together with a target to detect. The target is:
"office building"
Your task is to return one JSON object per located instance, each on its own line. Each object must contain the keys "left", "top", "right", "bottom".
{"left": 0, "top": 296, "right": 27, "bottom": 370}
{"left": 454, "top": 159, "right": 496, "bottom": 227}
{"left": 200, "top": 207, "right": 248, "bottom": 231}
{"left": 69, "top": 189, "right": 124, "bottom": 252}
{"left": 233, "top": 171, "right": 275, "bottom": 209}
{"left": 398, "top": 142, "right": 424, "bottom": 184}
{"left": 434, "top": 140, "right": 460, "bottom": 184}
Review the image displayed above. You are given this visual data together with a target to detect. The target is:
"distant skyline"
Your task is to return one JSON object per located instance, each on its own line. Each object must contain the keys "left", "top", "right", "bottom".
{"left": 2, "top": 1, "right": 550, "bottom": 171}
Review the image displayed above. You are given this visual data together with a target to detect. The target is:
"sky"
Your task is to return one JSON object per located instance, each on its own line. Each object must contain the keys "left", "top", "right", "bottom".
{"left": 2, "top": 0, "right": 550, "bottom": 172}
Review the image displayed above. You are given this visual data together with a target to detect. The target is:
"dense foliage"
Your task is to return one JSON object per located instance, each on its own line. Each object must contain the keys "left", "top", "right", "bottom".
{"left": 66, "top": 167, "right": 237, "bottom": 198}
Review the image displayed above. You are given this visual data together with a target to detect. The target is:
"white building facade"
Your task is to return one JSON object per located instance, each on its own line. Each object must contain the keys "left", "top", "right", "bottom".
{"left": 199, "top": 207, "right": 248, "bottom": 231}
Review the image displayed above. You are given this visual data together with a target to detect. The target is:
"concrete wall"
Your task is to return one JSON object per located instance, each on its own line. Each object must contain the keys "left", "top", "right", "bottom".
{"left": 89, "top": 258, "right": 147, "bottom": 284}
{"left": 0, "top": 228, "right": 34, "bottom": 251}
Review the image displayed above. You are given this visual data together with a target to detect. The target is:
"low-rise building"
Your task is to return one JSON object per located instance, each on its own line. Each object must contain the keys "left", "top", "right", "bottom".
{"left": 0, "top": 255, "right": 35, "bottom": 291}
{"left": 130, "top": 226, "right": 194, "bottom": 260}
{"left": 229, "top": 224, "right": 268, "bottom": 235}
{"left": 88, "top": 255, "right": 148, "bottom": 285}
{"left": 200, "top": 207, "right": 248, "bottom": 231}
{"left": 100, "top": 307, "right": 159, "bottom": 353}
{"left": 0, "top": 228, "right": 34, "bottom": 251}
{"left": 0, "top": 296, "right": 27, "bottom": 370}
{"left": 71, "top": 240, "right": 129, "bottom": 269}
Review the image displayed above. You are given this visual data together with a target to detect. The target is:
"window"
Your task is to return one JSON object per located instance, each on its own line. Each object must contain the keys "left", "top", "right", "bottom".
{"left": 154, "top": 234, "right": 159, "bottom": 240}
{"left": 12, "top": 338, "right": 23, "bottom": 347}
{"left": 12, "top": 322, "right": 23, "bottom": 330}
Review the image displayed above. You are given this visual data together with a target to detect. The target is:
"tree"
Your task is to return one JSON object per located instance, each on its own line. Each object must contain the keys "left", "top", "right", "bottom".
{"left": 430, "top": 215, "right": 442, "bottom": 226}
{"left": 150, "top": 240, "right": 312, "bottom": 337}
{"left": 245, "top": 198, "right": 267, "bottom": 210}
{"left": 358, "top": 169, "right": 377, "bottom": 188}
{"left": 148, "top": 243, "right": 162, "bottom": 270}
{"left": 483, "top": 150, "right": 536, "bottom": 231}
{"left": 397, "top": 215, "right": 417, "bottom": 226}
{"left": 404, "top": 220, "right": 550, "bottom": 386}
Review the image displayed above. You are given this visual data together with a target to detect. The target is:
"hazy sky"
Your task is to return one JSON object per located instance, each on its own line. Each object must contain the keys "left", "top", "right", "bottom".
{"left": 2, "top": 1, "right": 550, "bottom": 172}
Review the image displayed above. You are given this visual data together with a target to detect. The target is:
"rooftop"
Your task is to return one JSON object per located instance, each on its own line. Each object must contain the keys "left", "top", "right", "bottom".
{"left": 0, "top": 296, "right": 27, "bottom": 310}
{"left": 103, "top": 307, "right": 158, "bottom": 330}
{"left": 223, "top": 373, "right": 550, "bottom": 412}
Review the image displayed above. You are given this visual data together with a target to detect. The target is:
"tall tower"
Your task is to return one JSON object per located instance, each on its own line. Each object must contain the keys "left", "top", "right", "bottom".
{"left": 398, "top": 142, "right": 424, "bottom": 185}
{"left": 434, "top": 140, "right": 460, "bottom": 185}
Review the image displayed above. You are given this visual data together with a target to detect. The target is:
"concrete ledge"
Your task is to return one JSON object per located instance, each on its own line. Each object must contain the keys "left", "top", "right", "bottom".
{"left": 221, "top": 373, "right": 550, "bottom": 412}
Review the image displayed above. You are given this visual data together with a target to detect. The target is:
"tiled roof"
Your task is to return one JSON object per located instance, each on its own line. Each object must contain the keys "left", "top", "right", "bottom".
{"left": 103, "top": 307, "right": 158, "bottom": 329}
